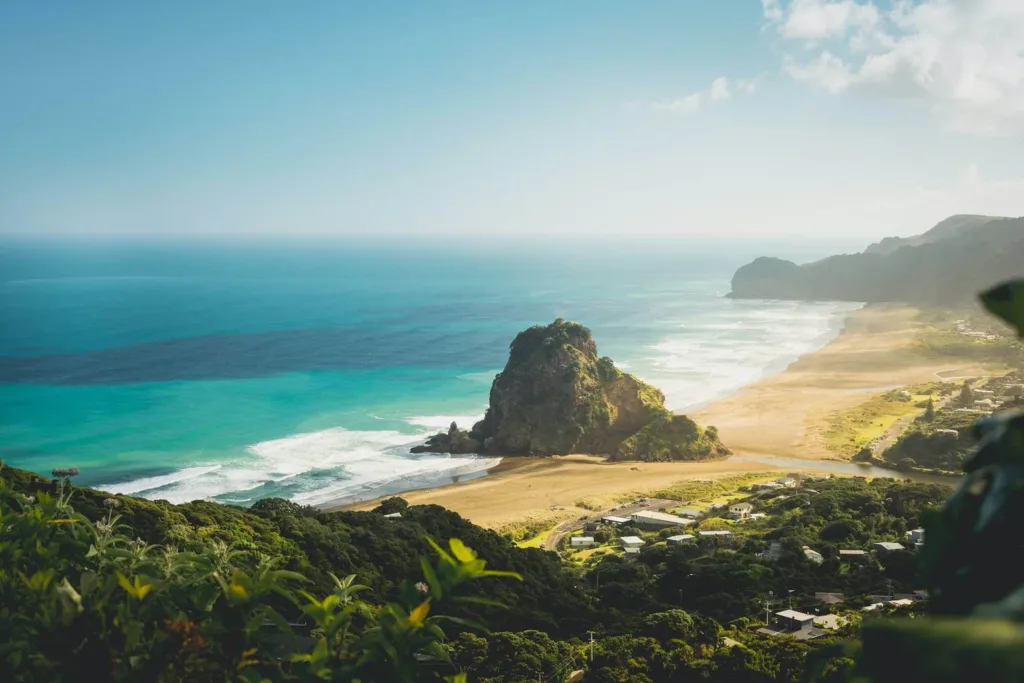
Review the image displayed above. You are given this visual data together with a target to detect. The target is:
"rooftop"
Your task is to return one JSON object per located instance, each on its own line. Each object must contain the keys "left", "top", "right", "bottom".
{"left": 666, "top": 534, "right": 694, "bottom": 542}
{"left": 839, "top": 549, "right": 867, "bottom": 555}
{"left": 620, "top": 536, "right": 644, "bottom": 545}
{"left": 776, "top": 609, "right": 815, "bottom": 621}
{"left": 632, "top": 510, "right": 694, "bottom": 525}
{"left": 698, "top": 530, "right": 732, "bottom": 536}
{"left": 874, "top": 542, "right": 906, "bottom": 551}
{"left": 602, "top": 516, "right": 630, "bottom": 524}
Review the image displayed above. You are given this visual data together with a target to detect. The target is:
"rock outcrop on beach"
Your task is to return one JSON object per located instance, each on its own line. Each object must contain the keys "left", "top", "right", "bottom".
{"left": 413, "top": 319, "right": 728, "bottom": 460}
{"left": 728, "top": 214, "right": 1024, "bottom": 305}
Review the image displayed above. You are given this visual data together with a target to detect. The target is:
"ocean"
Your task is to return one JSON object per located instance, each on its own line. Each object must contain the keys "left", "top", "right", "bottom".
{"left": 0, "top": 238, "right": 863, "bottom": 507}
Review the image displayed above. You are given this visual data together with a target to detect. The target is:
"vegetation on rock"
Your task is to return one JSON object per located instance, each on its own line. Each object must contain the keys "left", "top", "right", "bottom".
{"left": 416, "top": 319, "right": 726, "bottom": 460}
{"left": 613, "top": 414, "right": 730, "bottom": 462}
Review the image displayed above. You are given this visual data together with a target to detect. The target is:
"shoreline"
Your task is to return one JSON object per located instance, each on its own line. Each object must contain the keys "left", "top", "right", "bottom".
{"left": 325, "top": 304, "right": 1001, "bottom": 529}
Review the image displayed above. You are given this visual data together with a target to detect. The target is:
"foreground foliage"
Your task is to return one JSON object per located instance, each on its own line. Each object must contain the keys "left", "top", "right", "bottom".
{"left": 0, "top": 474, "right": 521, "bottom": 682}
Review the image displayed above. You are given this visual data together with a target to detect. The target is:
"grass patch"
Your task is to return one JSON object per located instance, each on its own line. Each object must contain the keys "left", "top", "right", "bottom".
{"left": 515, "top": 527, "right": 553, "bottom": 549}
{"left": 644, "top": 472, "right": 779, "bottom": 505}
{"left": 823, "top": 384, "right": 945, "bottom": 457}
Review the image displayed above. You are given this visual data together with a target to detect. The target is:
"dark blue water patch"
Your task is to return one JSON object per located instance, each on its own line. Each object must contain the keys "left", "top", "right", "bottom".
{"left": 0, "top": 325, "right": 513, "bottom": 386}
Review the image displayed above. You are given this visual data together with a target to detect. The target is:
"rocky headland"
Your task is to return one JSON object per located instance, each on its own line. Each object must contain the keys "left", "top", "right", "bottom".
{"left": 412, "top": 319, "right": 728, "bottom": 461}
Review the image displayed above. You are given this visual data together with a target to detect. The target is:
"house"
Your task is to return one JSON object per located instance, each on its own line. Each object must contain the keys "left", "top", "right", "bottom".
{"left": 583, "top": 522, "right": 600, "bottom": 533}
{"left": 698, "top": 530, "right": 733, "bottom": 547}
{"left": 631, "top": 510, "right": 695, "bottom": 530}
{"left": 619, "top": 536, "right": 644, "bottom": 548}
{"left": 872, "top": 542, "right": 906, "bottom": 553}
{"left": 760, "top": 542, "right": 784, "bottom": 561}
{"left": 666, "top": 534, "right": 695, "bottom": 545}
{"left": 803, "top": 546, "right": 824, "bottom": 565}
{"left": 815, "top": 592, "right": 845, "bottom": 605}
{"left": 728, "top": 502, "right": 754, "bottom": 519}
{"left": 906, "top": 528, "right": 925, "bottom": 544}
{"left": 623, "top": 546, "right": 641, "bottom": 557}
{"left": 753, "top": 481, "right": 783, "bottom": 491}
{"left": 383, "top": 512, "right": 402, "bottom": 519}
{"left": 675, "top": 507, "right": 703, "bottom": 518}
{"left": 839, "top": 549, "right": 868, "bottom": 560}
{"left": 602, "top": 516, "right": 630, "bottom": 526}
{"left": 776, "top": 477, "right": 799, "bottom": 488}
{"left": 570, "top": 536, "right": 594, "bottom": 547}
{"left": 757, "top": 610, "right": 824, "bottom": 640}
{"left": 775, "top": 610, "right": 816, "bottom": 631}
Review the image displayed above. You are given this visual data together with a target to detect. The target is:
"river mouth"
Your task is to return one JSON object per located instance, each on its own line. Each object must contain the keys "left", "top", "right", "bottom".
{"left": 727, "top": 454, "right": 961, "bottom": 487}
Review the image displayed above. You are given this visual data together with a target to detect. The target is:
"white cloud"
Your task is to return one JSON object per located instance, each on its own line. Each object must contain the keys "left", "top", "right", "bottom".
{"left": 653, "top": 75, "right": 757, "bottom": 114}
{"left": 710, "top": 77, "right": 731, "bottom": 101}
{"left": 766, "top": 0, "right": 1024, "bottom": 135}
{"left": 653, "top": 91, "right": 703, "bottom": 114}
{"left": 780, "top": 0, "right": 881, "bottom": 39}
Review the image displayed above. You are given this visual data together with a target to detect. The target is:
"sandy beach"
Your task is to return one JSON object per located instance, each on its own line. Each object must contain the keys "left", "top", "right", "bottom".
{"left": 334, "top": 304, "right": 1004, "bottom": 529}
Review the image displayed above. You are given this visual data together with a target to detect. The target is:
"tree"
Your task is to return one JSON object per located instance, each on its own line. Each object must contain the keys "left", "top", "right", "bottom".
{"left": 923, "top": 398, "right": 936, "bottom": 422}
{"left": 957, "top": 382, "right": 974, "bottom": 406}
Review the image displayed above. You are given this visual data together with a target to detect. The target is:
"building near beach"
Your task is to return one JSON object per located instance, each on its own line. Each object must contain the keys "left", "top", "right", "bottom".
{"left": 630, "top": 510, "right": 694, "bottom": 529}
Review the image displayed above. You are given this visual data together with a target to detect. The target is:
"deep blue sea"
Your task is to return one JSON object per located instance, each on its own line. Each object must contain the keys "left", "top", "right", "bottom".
{"left": 0, "top": 238, "right": 863, "bottom": 506}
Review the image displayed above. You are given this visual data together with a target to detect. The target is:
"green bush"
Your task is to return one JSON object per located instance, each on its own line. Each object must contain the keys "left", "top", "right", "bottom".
{"left": 0, "top": 473, "right": 519, "bottom": 682}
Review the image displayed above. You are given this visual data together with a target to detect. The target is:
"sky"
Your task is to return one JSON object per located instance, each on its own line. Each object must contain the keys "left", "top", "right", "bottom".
{"left": 1, "top": 0, "right": 1022, "bottom": 242}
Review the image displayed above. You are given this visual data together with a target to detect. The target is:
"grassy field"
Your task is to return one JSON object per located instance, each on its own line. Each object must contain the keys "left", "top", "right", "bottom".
{"left": 822, "top": 384, "right": 945, "bottom": 457}
{"left": 643, "top": 472, "right": 778, "bottom": 507}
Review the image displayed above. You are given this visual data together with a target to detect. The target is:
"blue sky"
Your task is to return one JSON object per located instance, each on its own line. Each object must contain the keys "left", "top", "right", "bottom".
{"left": 2, "top": 0, "right": 1022, "bottom": 240}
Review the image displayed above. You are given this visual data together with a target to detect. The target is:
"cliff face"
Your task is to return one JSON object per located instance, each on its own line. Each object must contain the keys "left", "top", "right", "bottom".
{"left": 728, "top": 215, "right": 1024, "bottom": 305}
{"left": 414, "top": 319, "right": 726, "bottom": 460}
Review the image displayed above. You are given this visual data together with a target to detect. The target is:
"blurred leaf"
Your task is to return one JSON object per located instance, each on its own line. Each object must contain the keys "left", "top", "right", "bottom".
{"left": 409, "top": 599, "right": 431, "bottom": 626}
{"left": 980, "top": 280, "right": 1024, "bottom": 336}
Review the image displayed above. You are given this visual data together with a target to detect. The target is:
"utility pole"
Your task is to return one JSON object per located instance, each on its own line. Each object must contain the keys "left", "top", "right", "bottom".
{"left": 679, "top": 588, "right": 684, "bottom": 608}
{"left": 587, "top": 631, "right": 596, "bottom": 662}
{"left": 764, "top": 590, "right": 775, "bottom": 626}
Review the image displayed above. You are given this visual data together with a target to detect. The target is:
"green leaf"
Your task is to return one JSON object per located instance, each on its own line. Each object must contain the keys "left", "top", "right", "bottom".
{"left": 448, "top": 538, "right": 476, "bottom": 563}
{"left": 419, "top": 557, "right": 443, "bottom": 599}
{"left": 980, "top": 280, "right": 1024, "bottom": 336}
{"left": 425, "top": 536, "right": 456, "bottom": 566}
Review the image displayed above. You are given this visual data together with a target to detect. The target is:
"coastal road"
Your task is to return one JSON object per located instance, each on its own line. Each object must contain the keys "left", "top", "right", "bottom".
{"left": 540, "top": 497, "right": 683, "bottom": 552}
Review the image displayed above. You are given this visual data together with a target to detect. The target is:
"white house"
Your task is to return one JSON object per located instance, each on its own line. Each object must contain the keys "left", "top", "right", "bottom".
{"left": 728, "top": 502, "right": 754, "bottom": 519}
{"left": 906, "top": 528, "right": 925, "bottom": 544}
{"left": 666, "top": 534, "right": 695, "bottom": 545}
{"left": 803, "top": 546, "right": 824, "bottom": 565}
{"left": 383, "top": 512, "right": 403, "bottom": 519}
{"left": 619, "top": 536, "right": 644, "bottom": 547}
{"left": 631, "top": 510, "right": 695, "bottom": 530}
{"left": 873, "top": 542, "right": 906, "bottom": 553}
{"left": 570, "top": 536, "right": 594, "bottom": 547}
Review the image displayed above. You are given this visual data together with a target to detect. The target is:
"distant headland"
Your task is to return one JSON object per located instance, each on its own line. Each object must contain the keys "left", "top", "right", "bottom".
{"left": 728, "top": 215, "right": 1024, "bottom": 304}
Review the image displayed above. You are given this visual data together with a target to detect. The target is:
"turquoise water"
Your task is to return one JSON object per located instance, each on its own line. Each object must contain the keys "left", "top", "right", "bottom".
{"left": 0, "top": 239, "right": 862, "bottom": 506}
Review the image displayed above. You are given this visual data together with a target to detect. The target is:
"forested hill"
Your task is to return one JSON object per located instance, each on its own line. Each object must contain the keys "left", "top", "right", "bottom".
{"left": 728, "top": 215, "right": 1024, "bottom": 304}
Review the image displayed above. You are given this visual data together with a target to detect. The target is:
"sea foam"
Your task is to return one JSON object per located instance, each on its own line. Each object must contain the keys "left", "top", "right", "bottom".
{"left": 98, "top": 423, "right": 500, "bottom": 507}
